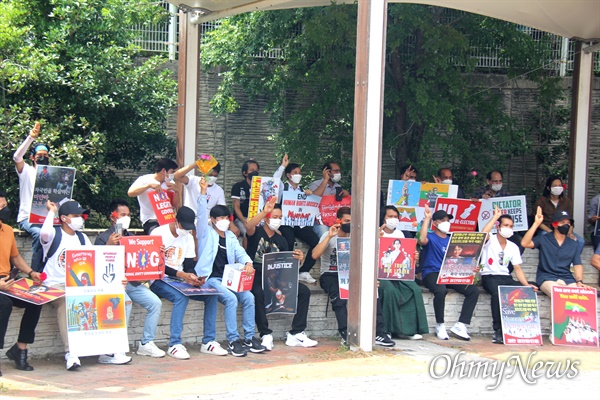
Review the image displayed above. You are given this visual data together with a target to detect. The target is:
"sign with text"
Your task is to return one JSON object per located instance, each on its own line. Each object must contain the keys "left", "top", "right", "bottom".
{"left": 29, "top": 165, "right": 76, "bottom": 224}
{"left": 2, "top": 278, "right": 64, "bottom": 305}
{"left": 318, "top": 195, "right": 352, "bottom": 227}
{"left": 281, "top": 190, "right": 321, "bottom": 227}
{"left": 222, "top": 263, "right": 255, "bottom": 292}
{"left": 434, "top": 198, "right": 481, "bottom": 232}
{"left": 147, "top": 190, "right": 176, "bottom": 226}
{"left": 478, "top": 195, "right": 528, "bottom": 232}
{"left": 162, "top": 276, "right": 219, "bottom": 296}
{"left": 336, "top": 237, "right": 350, "bottom": 299}
{"left": 378, "top": 237, "right": 417, "bottom": 281}
{"left": 262, "top": 252, "right": 299, "bottom": 315}
{"left": 551, "top": 286, "right": 598, "bottom": 347}
{"left": 248, "top": 176, "right": 281, "bottom": 219}
{"left": 120, "top": 236, "right": 165, "bottom": 281}
{"left": 499, "top": 286, "right": 543, "bottom": 345}
{"left": 437, "top": 232, "right": 486, "bottom": 285}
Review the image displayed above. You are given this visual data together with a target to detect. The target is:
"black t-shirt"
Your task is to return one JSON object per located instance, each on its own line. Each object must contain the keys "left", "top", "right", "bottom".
{"left": 211, "top": 236, "right": 228, "bottom": 278}
{"left": 231, "top": 179, "right": 251, "bottom": 219}
{"left": 246, "top": 225, "right": 289, "bottom": 275}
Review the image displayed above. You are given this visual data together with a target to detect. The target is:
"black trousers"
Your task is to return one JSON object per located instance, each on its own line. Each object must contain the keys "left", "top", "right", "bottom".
{"left": 278, "top": 226, "right": 319, "bottom": 273}
{"left": 481, "top": 275, "right": 522, "bottom": 331}
{"left": 0, "top": 292, "right": 42, "bottom": 349}
{"left": 423, "top": 272, "right": 479, "bottom": 325}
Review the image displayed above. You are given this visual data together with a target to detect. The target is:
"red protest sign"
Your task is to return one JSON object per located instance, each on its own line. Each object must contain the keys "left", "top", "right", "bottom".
{"left": 434, "top": 198, "right": 481, "bottom": 232}
{"left": 147, "top": 190, "right": 176, "bottom": 226}
{"left": 120, "top": 236, "right": 165, "bottom": 281}
{"left": 318, "top": 195, "right": 352, "bottom": 227}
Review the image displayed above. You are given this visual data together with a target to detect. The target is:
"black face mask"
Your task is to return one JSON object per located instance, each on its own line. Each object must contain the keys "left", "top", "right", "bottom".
{"left": 35, "top": 156, "right": 50, "bottom": 165}
{"left": 341, "top": 223, "right": 351, "bottom": 234}
{"left": 0, "top": 207, "right": 11, "bottom": 222}
{"left": 247, "top": 171, "right": 259, "bottom": 180}
{"left": 557, "top": 224, "right": 571, "bottom": 235}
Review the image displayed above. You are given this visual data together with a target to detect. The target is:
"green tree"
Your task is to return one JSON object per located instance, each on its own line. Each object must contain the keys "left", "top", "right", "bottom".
{"left": 0, "top": 0, "right": 177, "bottom": 226}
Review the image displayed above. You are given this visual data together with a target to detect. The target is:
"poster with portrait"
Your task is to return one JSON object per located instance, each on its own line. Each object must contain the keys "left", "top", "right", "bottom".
{"left": 437, "top": 232, "right": 486, "bottom": 285}
{"left": 281, "top": 191, "right": 321, "bottom": 227}
{"left": 499, "top": 286, "right": 543, "bottom": 345}
{"left": 336, "top": 238, "right": 351, "bottom": 300}
{"left": 248, "top": 176, "right": 281, "bottom": 219}
{"left": 262, "top": 252, "right": 299, "bottom": 315}
{"left": 419, "top": 183, "right": 451, "bottom": 208}
{"left": 378, "top": 237, "right": 417, "bottom": 281}
{"left": 434, "top": 198, "right": 482, "bottom": 232}
{"left": 551, "top": 286, "right": 598, "bottom": 347}
{"left": 29, "top": 165, "right": 76, "bottom": 224}
{"left": 65, "top": 246, "right": 129, "bottom": 357}
{"left": 120, "top": 235, "right": 165, "bottom": 281}
{"left": 2, "top": 278, "right": 64, "bottom": 305}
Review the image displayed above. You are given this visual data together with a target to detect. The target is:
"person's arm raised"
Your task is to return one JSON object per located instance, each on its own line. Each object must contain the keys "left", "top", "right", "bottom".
{"left": 311, "top": 224, "right": 339, "bottom": 260}
{"left": 174, "top": 161, "right": 198, "bottom": 185}
{"left": 13, "top": 122, "right": 40, "bottom": 174}
{"left": 418, "top": 204, "right": 432, "bottom": 246}
{"left": 521, "top": 206, "right": 543, "bottom": 249}
{"left": 246, "top": 197, "right": 276, "bottom": 237}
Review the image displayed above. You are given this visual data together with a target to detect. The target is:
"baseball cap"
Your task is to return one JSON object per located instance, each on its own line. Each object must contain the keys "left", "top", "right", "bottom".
{"left": 551, "top": 210, "right": 573, "bottom": 224}
{"left": 58, "top": 200, "right": 90, "bottom": 216}
{"left": 176, "top": 206, "right": 196, "bottom": 230}
{"left": 432, "top": 210, "right": 453, "bottom": 221}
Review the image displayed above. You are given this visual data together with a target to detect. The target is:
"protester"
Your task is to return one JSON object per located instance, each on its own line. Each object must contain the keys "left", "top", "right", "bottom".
{"left": 472, "top": 170, "right": 510, "bottom": 199}
{"left": 174, "top": 160, "right": 226, "bottom": 215}
{"left": 587, "top": 193, "right": 600, "bottom": 250}
{"left": 246, "top": 197, "right": 318, "bottom": 349}
{"left": 433, "top": 167, "right": 465, "bottom": 198}
{"left": 399, "top": 164, "right": 418, "bottom": 181}
{"left": 419, "top": 205, "right": 479, "bottom": 341}
{"left": 309, "top": 162, "right": 350, "bottom": 238}
{"left": 127, "top": 158, "right": 180, "bottom": 234}
{"left": 0, "top": 192, "right": 44, "bottom": 375}
{"left": 312, "top": 207, "right": 395, "bottom": 347}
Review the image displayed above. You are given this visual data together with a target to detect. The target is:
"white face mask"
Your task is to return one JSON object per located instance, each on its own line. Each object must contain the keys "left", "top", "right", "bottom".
{"left": 491, "top": 183, "right": 502, "bottom": 192}
{"left": 267, "top": 218, "right": 282, "bottom": 231}
{"left": 176, "top": 226, "right": 190, "bottom": 237}
{"left": 116, "top": 216, "right": 131, "bottom": 231}
{"left": 551, "top": 186, "right": 563, "bottom": 196}
{"left": 167, "top": 173, "right": 175, "bottom": 182}
{"left": 331, "top": 173, "right": 342, "bottom": 183}
{"left": 67, "top": 216, "right": 85, "bottom": 231}
{"left": 290, "top": 174, "right": 302, "bottom": 184}
{"left": 499, "top": 227, "right": 513, "bottom": 239}
{"left": 441, "top": 179, "right": 453, "bottom": 185}
{"left": 385, "top": 218, "right": 399, "bottom": 230}
{"left": 436, "top": 221, "right": 451, "bottom": 234}
{"left": 214, "top": 219, "right": 230, "bottom": 232}
{"left": 407, "top": 179, "right": 416, "bottom": 182}
{"left": 207, "top": 176, "right": 218, "bottom": 186}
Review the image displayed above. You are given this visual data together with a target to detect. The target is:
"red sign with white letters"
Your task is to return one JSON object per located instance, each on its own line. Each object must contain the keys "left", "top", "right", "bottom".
{"left": 120, "top": 236, "right": 165, "bottom": 281}
{"left": 434, "top": 198, "right": 481, "bottom": 232}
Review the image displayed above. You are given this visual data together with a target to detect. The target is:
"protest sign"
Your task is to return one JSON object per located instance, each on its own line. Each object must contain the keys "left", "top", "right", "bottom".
{"left": 222, "top": 263, "right": 254, "bottom": 292}
{"left": 336, "top": 238, "right": 350, "bottom": 299}
{"left": 551, "top": 286, "right": 598, "bottom": 347}
{"left": 318, "top": 195, "right": 352, "bottom": 227}
{"left": 499, "top": 286, "right": 543, "bottom": 345}
{"left": 281, "top": 190, "right": 321, "bottom": 227}
{"left": 477, "top": 195, "right": 528, "bottom": 232}
{"left": 395, "top": 206, "right": 420, "bottom": 232}
{"left": 65, "top": 246, "right": 128, "bottom": 357}
{"left": 262, "top": 252, "right": 299, "bottom": 315}
{"left": 437, "top": 232, "right": 486, "bottom": 285}
{"left": 29, "top": 165, "right": 76, "bottom": 224}
{"left": 434, "top": 198, "right": 481, "bottom": 232}
{"left": 2, "top": 278, "right": 64, "bottom": 305}
{"left": 162, "top": 276, "right": 219, "bottom": 296}
{"left": 378, "top": 237, "right": 417, "bottom": 281}
{"left": 147, "top": 190, "right": 176, "bottom": 226}
{"left": 419, "top": 183, "right": 451, "bottom": 208}
{"left": 120, "top": 236, "right": 165, "bottom": 281}
{"left": 387, "top": 180, "right": 421, "bottom": 207}
{"left": 248, "top": 176, "right": 281, "bottom": 219}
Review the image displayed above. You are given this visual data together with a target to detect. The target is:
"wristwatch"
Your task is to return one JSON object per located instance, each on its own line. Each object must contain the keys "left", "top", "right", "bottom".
{"left": 576, "top": 279, "right": 583, "bottom": 284}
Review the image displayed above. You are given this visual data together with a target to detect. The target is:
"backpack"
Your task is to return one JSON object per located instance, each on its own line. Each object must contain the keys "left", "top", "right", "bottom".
{"left": 31, "top": 227, "right": 86, "bottom": 272}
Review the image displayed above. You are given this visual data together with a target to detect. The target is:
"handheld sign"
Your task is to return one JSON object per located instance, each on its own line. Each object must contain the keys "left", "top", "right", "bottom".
{"left": 499, "top": 286, "right": 543, "bottom": 345}
{"left": 434, "top": 198, "right": 481, "bottom": 232}
{"left": 147, "top": 190, "right": 176, "bottom": 226}
{"left": 262, "top": 252, "right": 299, "bottom": 315}
{"left": 318, "top": 195, "right": 352, "bottom": 227}
{"left": 120, "top": 236, "right": 165, "bottom": 281}
{"left": 551, "top": 286, "right": 598, "bottom": 347}
{"left": 336, "top": 238, "right": 351, "bottom": 299}
{"left": 437, "top": 232, "right": 486, "bottom": 285}
{"left": 378, "top": 237, "right": 417, "bottom": 281}
{"left": 29, "top": 165, "right": 76, "bottom": 224}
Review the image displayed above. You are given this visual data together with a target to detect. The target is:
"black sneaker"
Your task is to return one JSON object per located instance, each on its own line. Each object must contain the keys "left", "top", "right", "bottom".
{"left": 243, "top": 337, "right": 266, "bottom": 353}
{"left": 227, "top": 339, "right": 248, "bottom": 357}
{"left": 375, "top": 333, "right": 396, "bottom": 347}
{"left": 492, "top": 329, "right": 504, "bottom": 344}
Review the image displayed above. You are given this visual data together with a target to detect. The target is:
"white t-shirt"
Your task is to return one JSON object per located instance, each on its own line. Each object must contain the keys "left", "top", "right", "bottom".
{"left": 42, "top": 228, "right": 92, "bottom": 286}
{"left": 151, "top": 224, "right": 195, "bottom": 271}
{"left": 319, "top": 232, "right": 340, "bottom": 275}
{"left": 480, "top": 234, "right": 523, "bottom": 276}
{"left": 129, "top": 174, "right": 172, "bottom": 224}
{"left": 381, "top": 229, "right": 405, "bottom": 239}
{"left": 16, "top": 163, "right": 36, "bottom": 223}
{"left": 183, "top": 175, "right": 226, "bottom": 215}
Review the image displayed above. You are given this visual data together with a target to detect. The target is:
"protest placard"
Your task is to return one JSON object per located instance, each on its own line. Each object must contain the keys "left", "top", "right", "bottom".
{"left": 378, "top": 237, "right": 417, "bottom": 281}
{"left": 419, "top": 183, "right": 451, "bottom": 208}
{"left": 29, "top": 165, "right": 76, "bottom": 224}
{"left": 551, "top": 286, "right": 598, "bottom": 347}
{"left": 281, "top": 191, "right": 321, "bottom": 227}
{"left": 477, "top": 195, "right": 528, "bottom": 232}
{"left": 162, "top": 276, "right": 219, "bottom": 296}
{"left": 387, "top": 180, "right": 421, "bottom": 207}
{"left": 434, "top": 198, "right": 481, "bottom": 232}
{"left": 147, "top": 190, "right": 176, "bottom": 226}
{"left": 262, "top": 252, "right": 299, "bottom": 315}
{"left": 65, "top": 246, "right": 128, "bottom": 357}
{"left": 499, "top": 286, "right": 543, "bottom": 345}
{"left": 437, "top": 232, "right": 486, "bottom": 285}
{"left": 2, "top": 278, "right": 64, "bottom": 305}
{"left": 120, "top": 236, "right": 165, "bottom": 281}
{"left": 248, "top": 176, "right": 281, "bottom": 219}
{"left": 222, "top": 263, "right": 254, "bottom": 292}
{"left": 336, "top": 237, "right": 350, "bottom": 299}
{"left": 318, "top": 195, "right": 352, "bottom": 227}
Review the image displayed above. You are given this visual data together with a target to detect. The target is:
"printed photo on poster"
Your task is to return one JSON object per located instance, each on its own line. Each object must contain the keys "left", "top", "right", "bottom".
{"left": 437, "top": 232, "right": 486, "bottom": 285}
{"left": 2, "top": 278, "right": 64, "bottom": 305}
{"left": 336, "top": 238, "right": 350, "bottom": 300}
{"left": 263, "top": 252, "right": 299, "bottom": 315}
{"left": 318, "top": 195, "right": 352, "bottom": 227}
{"left": 551, "top": 286, "right": 598, "bottom": 347}
{"left": 281, "top": 191, "right": 321, "bottom": 227}
{"left": 378, "top": 237, "right": 417, "bottom": 281}
{"left": 499, "top": 286, "right": 543, "bottom": 345}
{"left": 434, "top": 198, "right": 481, "bottom": 232}
{"left": 162, "top": 276, "right": 219, "bottom": 296}
{"left": 387, "top": 180, "right": 421, "bottom": 207}
{"left": 120, "top": 236, "right": 165, "bottom": 281}
{"left": 248, "top": 176, "right": 281, "bottom": 219}
{"left": 29, "top": 165, "right": 76, "bottom": 224}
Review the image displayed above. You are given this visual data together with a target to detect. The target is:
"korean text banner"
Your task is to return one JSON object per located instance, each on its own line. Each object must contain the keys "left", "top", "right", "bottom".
{"left": 29, "top": 165, "right": 76, "bottom": 224}
{"left": 437, "top": 232, "right": 486, "bottom": 285}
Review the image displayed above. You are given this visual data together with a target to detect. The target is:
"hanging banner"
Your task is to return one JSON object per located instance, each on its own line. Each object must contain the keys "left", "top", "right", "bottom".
{"left": 2, "top": 278, "right": 64, "bottom": 305}
{"left": 65, "top": 246, "right": 128, "bottom": 357}
{"left": 162, "top": 276, "right": 219, "bottom": 296}
{"left": 551, "top": 286, "right": 598, "bottom": 347}
{"left": 434, "top": 198, "right": 482, "bottom": 232}
{"left": 336, "top": 237, "right": 350, "bottom": 300}
{"left": 318, "top": 195, "right": 352, "bottom": 227}
{"left": 29, "top": 165, "right": 76, "bottom": 224}
{"left": 120, "top": 236, "right": 165, "bottom": 281}
{"left": 477, "top": 195, "right": 528, "bottom": 232}
{"left": 437, "top": 232, "right": 486, "bottom": 285}
{"left": 248, "top": 176, "right": 281, "bottom": 219}
{"left": 147, "top": 190, "right": 176, "bottom": 226}
{"left": 262, "top": 252, "right": 299, "bottom": 315}
{"left": 281, "top": 190, "right": 321, "bottom": 227}
{"left": 499, "top": 286, "right": 543, "bottom": 345}
{"left": 378, "top": 237, "right": 417, "bottom": 281}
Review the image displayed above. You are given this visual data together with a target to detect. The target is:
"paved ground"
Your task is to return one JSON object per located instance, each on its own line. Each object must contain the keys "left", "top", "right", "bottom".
{"left": 1, "top": 336, "right": 598, "bottom": 399}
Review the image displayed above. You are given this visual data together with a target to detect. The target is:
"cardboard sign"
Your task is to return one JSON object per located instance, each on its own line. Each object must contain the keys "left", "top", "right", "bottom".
{"left": 378, "top": 237, "right": 417, "bottom": 281}
{"left": 318, "top": 195, "right": 352, "bottom": 227}
{"left": 222, "top": 263, "right": 255, "bottom": 292}
{"left": 387, "top": 180, "right": 421, "bottom": 207}
{"left": 162, "top": 276, "right": 219, "bottom": 296}
{"left": 248, "top": 176, "right": 281, "bottom": 219}
{"left": 281, "top": 191, "right": 321, "bottom": 227}
{"left": 29, "top": 165, "right": 76, "bottom": 224}
{"left": 262, "top": 252, "right": 299, "bottom": 315}
{"left": 434, "top": 198, "right": 481, "bottom": 232}
{"left": 147, "top": 190, "right": 176, "bottom": 226}
{"left": 2, "top": 278, "right": 64, "bottom": 305}
{"left": 499, "top": 286, "right": 543, "bottom": 345}
{"left": 477, "top": 195, "right": 529, "bottom": 232}
{"left": 437, "top": 232, "right": 486, "bottom": 285}
{"left": 551, "top": 286, "right": 598, "bottom": 347}
{"left": 120, "top": 235, "right": 165, "bottom": 281}
{"left": 336, "top": 237, "right": 350, "bottom": 299}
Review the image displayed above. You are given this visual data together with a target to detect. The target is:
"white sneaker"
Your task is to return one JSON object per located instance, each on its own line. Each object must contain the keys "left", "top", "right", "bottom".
{"left": 261, "top": 334, "right": 274, "bottom": 351}
{"left": 285, "top": 331, "right": 318, "bottom": 348}
{"left": 137, "top": 341, "right": 166, "bottom": 358}
{"left": 298, "top": 272, "right": 316, "bottom": 284}
{"left": 398, "top": 334, "right": 423, "bottom": 340}
{"left": 65, "top": 352, "right": 81, "bottom": 370}
{"left": 450, "top": 322, "right": 471, "bottom": 341}
{"left": 200, "top": 341, "right": 228, "bottom": 356}
{"left": 167, "top": 344, "right": 190, "bottom": 359}
{"left": 436, "top": 325, "right": 450, "bottom": 340}
{"left": 98, "top": 353, "right": 132, "bottom": 365}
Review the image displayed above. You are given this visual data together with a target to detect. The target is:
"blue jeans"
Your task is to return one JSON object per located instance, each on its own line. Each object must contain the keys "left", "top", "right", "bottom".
{"left": 125, "top": 283, "right": 162, "bottom": 345}
{"left": 205, "top": 277, "right": 256, "bottom": 343}
{"left": 313, "top": 223, "right": 329, "bottom": 239}
{"left": 18, "top": 219, "right": 42, "bottom": 263}
{"left": 189, "top": 293, "right": 218, "bottom": 344}
{"left": 150, "top": 280, "right": 189, "bottom": 347}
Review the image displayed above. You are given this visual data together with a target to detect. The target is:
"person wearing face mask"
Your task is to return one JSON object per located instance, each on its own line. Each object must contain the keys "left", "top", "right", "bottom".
{"left": 245, "top": 197, "right": 317, "bottom": 350}
{"left": 377, "top": 206, "right": 429, "bottom": 340}
{"left": 472, "top": 170, "right": 511, "bottom": 200}
{"left": 434, "top": 168, "right": 466, "bottom": 198}
{"left": 40, "top": 200, "right": 92, "bottom": 370}
{"left": 587, "top": 193, "right": 600, "bottom": 251}
{"left": 522, "top": 207, "right": 588, "bottom": 298}
{"left": 128, "top": 158, "right": 180, "bottom": 235}
{"left": 174, "top": 160, "right": 226, "bottom": 215}
{"left": 419, "top": 205, "right": 480, "bottom": 341}
{"left": 195, "top": 178, "right": 266, "bottom": 357}
{"left": 309, "top": 162, "right": 350, "bottom": 238}
{"left": 13, "top": 122, "right": 52, "bottom": 265}
{"left": 480, "top": 207, "right": 538, "bottom": 344}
